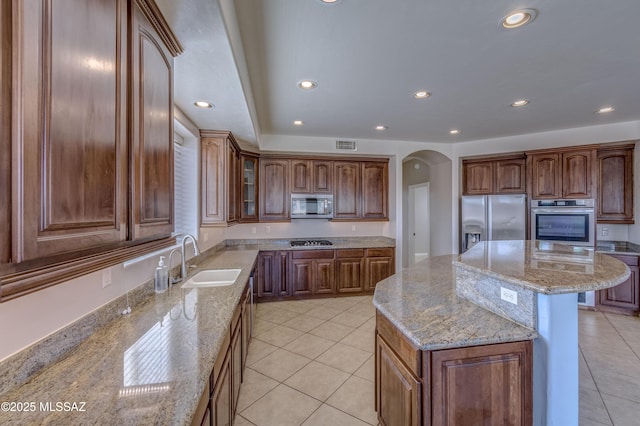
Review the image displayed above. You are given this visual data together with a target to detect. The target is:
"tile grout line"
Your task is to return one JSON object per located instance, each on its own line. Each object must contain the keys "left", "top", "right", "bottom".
{"left": 578, "top": 345, "right": 614, "bottom": 426}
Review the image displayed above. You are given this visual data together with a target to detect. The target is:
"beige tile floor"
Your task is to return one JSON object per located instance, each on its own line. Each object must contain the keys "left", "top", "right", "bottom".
{"left": 234, "top": 296, "right": 640, "bottom": 425}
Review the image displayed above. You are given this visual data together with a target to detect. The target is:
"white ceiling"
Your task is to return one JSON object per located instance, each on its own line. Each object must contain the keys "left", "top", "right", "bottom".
{"left": 163, "top": 0, "right": 640, "bottom": 147}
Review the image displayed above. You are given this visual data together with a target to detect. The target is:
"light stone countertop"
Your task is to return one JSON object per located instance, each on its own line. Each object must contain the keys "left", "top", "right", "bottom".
{"left": 0, "top": 249, "right": 259, "bottom": 426}
{"left": 455, "top": 240, "right": 630, "bottom": 294}
{"left": 373, "top": 255, "right": 539, "bottom": 351}
{"left": 0, "top": 236, "right": 396, "bottom": 425}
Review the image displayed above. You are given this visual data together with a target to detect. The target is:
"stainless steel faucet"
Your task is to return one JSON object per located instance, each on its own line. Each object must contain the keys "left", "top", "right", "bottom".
{"left": 180, "top": 234, "right": 201, "bottom": 279}
{"left": 168, "top": 248, "right": 183, "bottom": 284}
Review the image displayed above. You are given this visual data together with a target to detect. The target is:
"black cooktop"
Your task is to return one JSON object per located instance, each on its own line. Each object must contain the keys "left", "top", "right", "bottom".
{"left": 290, "top": 240, "right": 333, "bottom": 247}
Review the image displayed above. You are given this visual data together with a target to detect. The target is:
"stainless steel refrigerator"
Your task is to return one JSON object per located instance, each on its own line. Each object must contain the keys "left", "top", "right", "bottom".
{"left": 461, "top": 194, "right": 527, "bottom": 252}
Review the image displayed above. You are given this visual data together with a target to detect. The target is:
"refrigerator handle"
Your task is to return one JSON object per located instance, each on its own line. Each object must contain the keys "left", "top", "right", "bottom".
{"left": 486, "top": 198, "right": 492, "bottom": 241}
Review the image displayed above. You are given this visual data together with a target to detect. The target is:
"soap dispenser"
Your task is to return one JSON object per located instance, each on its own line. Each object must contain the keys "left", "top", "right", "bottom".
{"left": 155, "top": 256, "right": 169, "bottom": 293}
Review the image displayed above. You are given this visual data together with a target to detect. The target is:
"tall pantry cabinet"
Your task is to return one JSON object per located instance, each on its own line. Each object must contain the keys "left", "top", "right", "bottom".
{"left": 1, "top": 0, "right": 182, "bottom": 300}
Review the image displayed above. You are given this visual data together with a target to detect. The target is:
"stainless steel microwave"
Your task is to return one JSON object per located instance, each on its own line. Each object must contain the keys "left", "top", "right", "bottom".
{"left": 291, "top": 194, "right": 333, "bottom": 219}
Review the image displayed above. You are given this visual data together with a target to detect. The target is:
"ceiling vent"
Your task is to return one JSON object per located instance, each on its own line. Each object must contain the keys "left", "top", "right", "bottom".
{"left": 336, "top": 140, "right": 357, "bottom": 151}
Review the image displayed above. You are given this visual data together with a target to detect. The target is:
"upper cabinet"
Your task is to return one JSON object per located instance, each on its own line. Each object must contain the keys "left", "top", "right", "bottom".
{"left": 334, "top": 161, "right": 362, "bottom": 219}
{"left": 290, "top": 160, "right": 334, "bottom": 194}
{"left": 259, "top": 159, "right": 290, "bottom": 221}
{"left": 462, "top": 156, "right": 526, "bottom": 195}
{"left": 12, "top": 0, "right": 130, "bottom": 261}
{"left": 1, "top": 0, "right": 181, "bottom": 299}
{"left": 240, "top": 153, "right": 259, "bottom": 223}
{"left": 130, "top": 2, "right": 175, "bottom": 240}
{"left": 527, "top": 148, "right": 595, "bottom": 199}
{"left": 597, "top": 144, "right": 634, "bottom": 223}
{"left": 362, "top": 162, "right": 389, "bottom": 219}
{"left": 200, "top": 130, "right": 241, "bottom": 226}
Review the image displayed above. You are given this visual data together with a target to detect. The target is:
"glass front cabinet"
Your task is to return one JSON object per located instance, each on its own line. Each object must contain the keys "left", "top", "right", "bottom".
{"left": 240, "top": 154, "right": 259, "bottom": 222}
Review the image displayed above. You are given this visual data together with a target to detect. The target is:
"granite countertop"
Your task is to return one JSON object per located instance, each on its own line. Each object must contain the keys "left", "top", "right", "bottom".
{"left": 0, "top": 236, "right": 395, "bottom": 425}
{"left": 596, "top": 240, "right": 640, "bottom": 255}
{"left": 455, "top": 240, "right": 630, "bottom": 294}
{"left": 0, "top": 249, "right": 259, "bottom": 426}
{"left": 373, "top": 255, "right": 538, "bottom": 351}
{"left": 225, "top": 236, "right": 395, "bottom": 251}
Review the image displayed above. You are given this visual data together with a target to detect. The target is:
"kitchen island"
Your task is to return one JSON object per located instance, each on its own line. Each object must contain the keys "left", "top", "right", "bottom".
{"left": 374, "top": 240, "right": 629, "bottom": 426}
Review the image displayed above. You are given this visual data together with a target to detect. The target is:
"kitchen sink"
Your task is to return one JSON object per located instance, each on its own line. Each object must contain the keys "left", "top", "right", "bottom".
{"left": 182, "top": 269, "right": 242, "bottom": 288}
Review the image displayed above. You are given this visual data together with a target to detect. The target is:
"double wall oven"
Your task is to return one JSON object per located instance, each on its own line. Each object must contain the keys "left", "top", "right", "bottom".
{"left": 530, "top": 198, "right": 596, "bottom": 306}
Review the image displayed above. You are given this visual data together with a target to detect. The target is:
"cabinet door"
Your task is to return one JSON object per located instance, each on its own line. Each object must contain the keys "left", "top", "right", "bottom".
{"left": 211, "top": 351, "right": 232, "bottom": 426}
{"left": 291, "top": 160, "right": 312, "bottom": 193}
{"left": 597, "top": 147, "right": 634, "bottom": 223}
{"left": 0, "top": 0, "right": 11, "bottom": 263}
{"left": 562, "top": 149, "right": 594, "bottom": 198}
{"left": 334, "top": 161, "right": 361, "bottom": 219}
{"left": 201, "top": 138, "right": 225, "bottom": 225}
{"left": 314, "top": 259, "right": 336, "bottom": 294}
{"left": 130, "top": 4, "right": 174, "bottom": 240}
{"left": 495, "top": 158, "right": 526, "bottom": 193}
{"left": 227, "top": 142, "right": 239, "bottom": 223}
{"left": 290, "top": 258, "right": 313, "bottom": 296}
{"left": 14, "top": 0, "right": 128, "bottom": 261}
{"left": 430, "top": 341, "right": 532, "bottom": 426}
{"left": 336, "top": 258, "right": 365, "bottom": 293}
{"left": 257, "top": 251, "right": 289, "bottom": 297}
{"left": 598, "top": 266, "right": 639, "bottom": 312}
{"left": 528, "top": 153, "right": 561, "bottom": 199}
{"left": 242, "top": 287, "right": 251, "bottom": 369}
{"left": 362, "top": 162, "right": 389, "bottom": 219}
{"left": 240, "top": 155, "right": 259, "bottom": 222}
{"left": 313, "top": 161, "right": 334, "bottom": 193}
{"left": 231, "top": 319, "right": 242, "bottom": 415}
{"left": 365, "top": 248, "right": 395, "bottom": 290}
{"left": 376, "top": 334, "right": 421, "bottom": 426}
{"left": 259, "top": 159, "right": 290, "bottom": 221}
{"left": 463, "top": 161, "right": 494, "bottom": 195}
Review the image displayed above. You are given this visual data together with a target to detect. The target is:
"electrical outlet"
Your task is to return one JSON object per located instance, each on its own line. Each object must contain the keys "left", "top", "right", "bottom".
{"left": 266, "top": 225, "right": 271, "bottom": 234}
{"left": 500, "top": 287, "right": 518, "bottom": 305}
{"left": 251, "top": 226, "right": 257, "bottom": 234}
{"left": 351, "top": 225, "right": 356, "bottom": 232}
{"left": 602, "top": 227, "right": 609, "bottom": 236}
{"left": 102, "top": 268, "right": 112, "bottom": 288}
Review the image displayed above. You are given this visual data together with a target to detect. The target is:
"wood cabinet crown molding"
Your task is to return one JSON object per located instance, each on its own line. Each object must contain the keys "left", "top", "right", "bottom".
{"left": 134, "top": 0, "right": 183, "bottom": 57}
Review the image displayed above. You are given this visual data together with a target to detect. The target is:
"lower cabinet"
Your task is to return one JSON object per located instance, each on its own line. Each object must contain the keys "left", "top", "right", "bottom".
{"left": 256, "top": 247, "right": 395, "bottom": 301}
{"left": 376, "top": 312, "right": 532, "bottom": 426}
{"left": 597, "top": 254, "right": 640, "bottom": 315}
{"left": 365, "top": 248, "right": 395, "bottom": 291}
{"left": 193, "top": 283, "right": 252, "bottom": 426}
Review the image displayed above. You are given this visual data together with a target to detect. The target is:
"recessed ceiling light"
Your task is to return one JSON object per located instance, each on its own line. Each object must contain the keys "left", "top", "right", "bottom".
{"left": 413, "top": 90, "right": 431, "bottom": 99}
{"left": 501, "top": 9, "right": 537, "bottom": 29}
{"left": 375, "top": 125, "right": 388, "bottom": 131}
{"left": 293, "top": 120, "right": 304, "bottom": 126}
{"left": 319, "top": 0, "right": 340, "bottom": 3}
{"left": 596, "top": 106, "right": 615, "bottom": 114}
{"left": 450, "top": 129, "right": 460, "bottom": 135}
{"left": 194, "top": 101, "right": 213, "bottom": 108}
{"left": 297, "top": 80, "right": 318, "bottom": 90}
{"left": 511, "top": 99, "right": 530, "bottom": 107}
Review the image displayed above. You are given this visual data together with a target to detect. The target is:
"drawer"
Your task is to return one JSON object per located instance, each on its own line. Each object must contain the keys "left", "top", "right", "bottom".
{"left": 291, "top": 249, "right": 335, "bottom": 259}
{"left": 366, "top": 248, "right": 394, "bottom": 258}
{"left": 336, "top": 248, "right": 365, "bottom": 258}
{"left": 376, "top": 311, "right": 421, "bottom": 376}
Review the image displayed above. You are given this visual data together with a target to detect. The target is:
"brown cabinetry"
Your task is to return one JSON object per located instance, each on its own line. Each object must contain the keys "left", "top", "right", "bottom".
{"left": 527, "top": 148, "right": 595, "bottom": 199}
{"left": 240, "top": 153, "right": 259, "bottom": 222}
{"left": 376, "top": 312, "right": 533, "bottom": 426}
{"left": 313, "top": 161, "right": 334, "bottom": 193}
{"left": 211, "top": 342, "right": 232, "bottom": 426}
{"left": 597, "top": 145, "right": 634, "bottom": 223}
{"left": 200, "top": 130, "right": 241, "bottom": 226}
{"left": 259, "top": 159, "right": 290, "bottom": 221}
{"left": 291, "top": 160, "right": 312, "bottom": 193}
{"left": 334, "top": 161, "right": 362, "bottom": 219}
{"left": 365, "top": 248, "right": 395, "bottom": 290}
{"left": 290, "top": 250, "right": 335, "bottom": 296}
{"left": 256, "top": 251, "right": 289, "bottom": 297}
{"left": 597, "top": 254, "right": 639, "bottom": 315}
{"left": 290, "top": 160, "right": 334, "bottom": 194}
{"left": 362, "top": 162, "right": 389, "bottom": 219}
{"left": 462, "top": 156, "right": 526, "bottom": 195}
{"left": 336, "top": 249, "right": 365, "bottom": 294}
